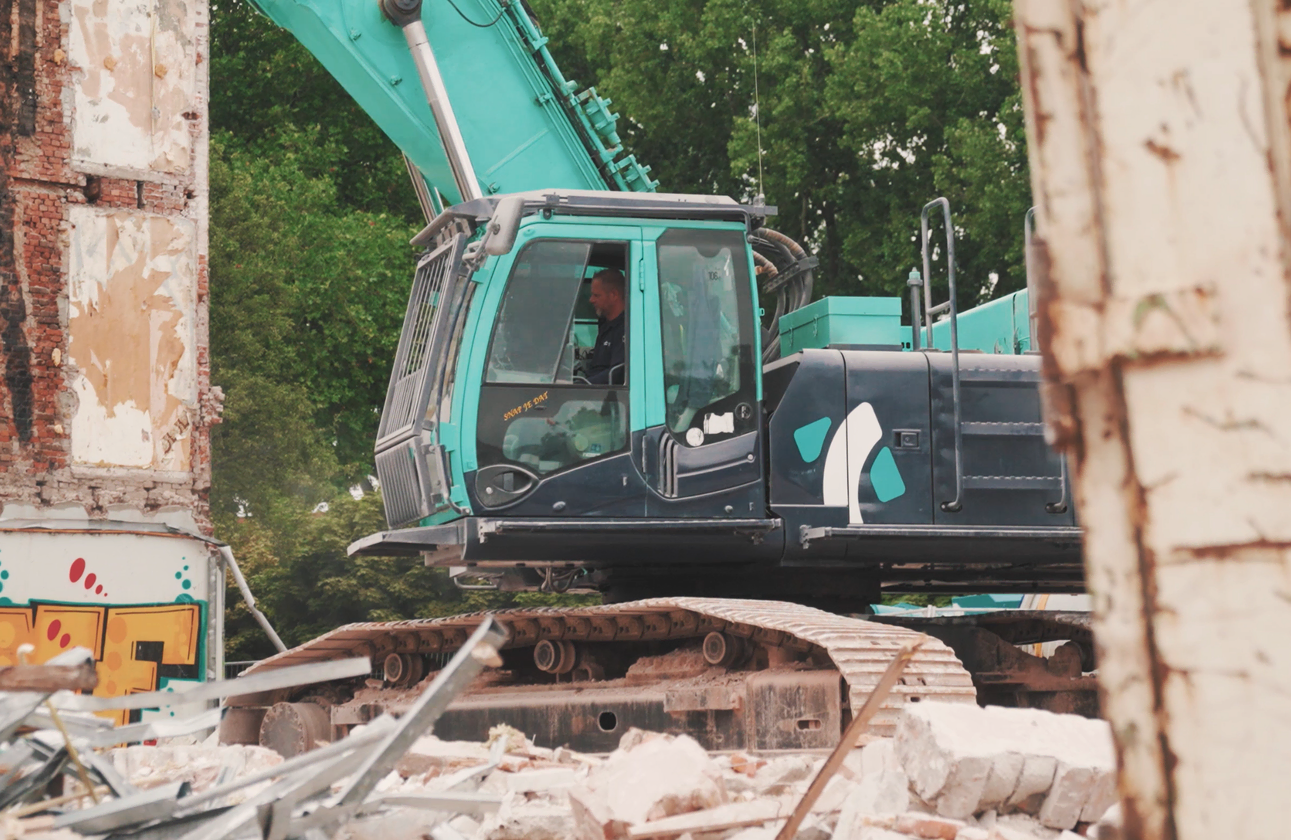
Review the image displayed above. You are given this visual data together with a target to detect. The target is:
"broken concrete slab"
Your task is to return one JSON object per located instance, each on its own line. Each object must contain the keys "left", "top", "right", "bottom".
{"left": 501, "top": 766, "right": 580, "bottom": 794}
{"left": 812, "top": 774, "right": 860, "bottom": 813}
{"left": 568, "top": 733, "right": 728, "bottom": 840}
{"left": 856, "top": 827, "right": 915, "bottom": 840}
{"left": 852, "top": 738, "right": 911, "bottom": 815}
{"left": 991, "top": 812, "right": 1067, "bottom": 840}
{"left": 749, "top": 754, "right": 818, "bottom": 795}
{"left": 477, "top": 797, "right": 573, "bottom": 840}
{"left": 108, "top": 743, "right": 283, "bottom": 797}
{"left": 894, "top": 703, "right": 1116, "bottom": 827}
{"left": 894, "top": 812, "right": 968, "bottom": 839}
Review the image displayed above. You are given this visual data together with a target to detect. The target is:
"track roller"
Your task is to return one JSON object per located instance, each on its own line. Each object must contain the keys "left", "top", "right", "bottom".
{"left": 259, "top": 702, "right": 330, "bottom": 757}
{"left": 703, "top": 631, "right": 747, "bottom": 668}
{"left": 383, "top": 653, "right": 425, "bottom": 686}
{"left": 534, "top": 639, "right": 577, "bottom": 674}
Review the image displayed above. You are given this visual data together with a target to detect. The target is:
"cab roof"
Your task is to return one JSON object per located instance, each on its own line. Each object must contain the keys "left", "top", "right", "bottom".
{"left": 412, "top": 190, "right": 775, "bottom": 247}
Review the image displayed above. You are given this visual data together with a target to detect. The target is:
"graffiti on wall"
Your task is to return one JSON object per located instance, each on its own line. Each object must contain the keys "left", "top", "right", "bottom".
{"left": 0, "top": 601, "right": 201, "bottom": 725}
{"left": 0, "top": 534, "right": 212, "bottom": 725}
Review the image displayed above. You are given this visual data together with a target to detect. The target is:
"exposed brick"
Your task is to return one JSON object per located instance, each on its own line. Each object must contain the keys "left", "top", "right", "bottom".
{"left": 0, "top": 0, "right": 213, "bottom": 533}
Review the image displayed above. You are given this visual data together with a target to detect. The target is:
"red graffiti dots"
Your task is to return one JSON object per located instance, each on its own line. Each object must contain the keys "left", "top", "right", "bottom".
{"left": 46, "top": 619, "right": 61, "bottom": 641}
{"left": 68, "top": 558, "right": 111, "bottom": 598}
{"left": 59, "top": 634, "right": 70, "bottom": 648}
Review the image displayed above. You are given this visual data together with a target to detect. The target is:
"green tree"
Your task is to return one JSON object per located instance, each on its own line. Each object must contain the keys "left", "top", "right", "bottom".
{"left": 208, "top": 127, "right": 418, "bottom": 512}
{"left": 822, "top": 0, "right": 1030, "bottom": 302}
{"left": 533, "top": 0, "right": 1031, "bottom": 304}
{"left": 210, "top": 0, "right": 421, "bottom": 222}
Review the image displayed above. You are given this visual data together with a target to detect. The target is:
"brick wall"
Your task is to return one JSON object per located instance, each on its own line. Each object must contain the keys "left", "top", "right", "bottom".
{"left": 0, "top": 0, "right": 217, "bottom": 532}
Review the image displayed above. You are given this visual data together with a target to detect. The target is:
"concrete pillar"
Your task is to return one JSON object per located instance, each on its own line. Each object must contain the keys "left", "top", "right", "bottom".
{"left": 1014, "top": 1, "right": 1291, "bottom": 837}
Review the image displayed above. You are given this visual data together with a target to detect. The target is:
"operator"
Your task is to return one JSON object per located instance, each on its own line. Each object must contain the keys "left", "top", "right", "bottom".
{"left": 585, "top": 268, "right": 626, "bottom": 385}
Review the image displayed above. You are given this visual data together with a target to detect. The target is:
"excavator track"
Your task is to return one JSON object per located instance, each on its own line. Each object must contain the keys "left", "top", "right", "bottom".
{"left": 227, "top": 599, "right": 976, "bottom": 751}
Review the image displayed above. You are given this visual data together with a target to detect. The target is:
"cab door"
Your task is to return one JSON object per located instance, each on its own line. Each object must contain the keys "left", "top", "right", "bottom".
{"left": 467, "top": 224, "right": 651, "bottom": 516}
{"left": 640, "top": 226, "right": 766, "bottom": 517}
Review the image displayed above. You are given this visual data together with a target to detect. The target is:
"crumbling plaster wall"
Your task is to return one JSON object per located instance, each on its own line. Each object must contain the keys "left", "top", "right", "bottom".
{"left": 1015, "top": 1, "right": 1291, "bottom": 838}
{"left": 0, "top": 0, "right": 218, "bottom": 531}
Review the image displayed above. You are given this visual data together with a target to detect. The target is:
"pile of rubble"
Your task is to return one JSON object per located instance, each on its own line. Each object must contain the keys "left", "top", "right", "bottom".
{"left": 358, "top": 703, "right": 1122, "bottom": 840}
{"left": 1, "top": 621, "right": 1123, "bottom": 840}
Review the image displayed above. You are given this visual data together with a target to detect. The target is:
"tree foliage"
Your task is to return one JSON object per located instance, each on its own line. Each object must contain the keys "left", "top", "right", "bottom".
{"left": 209, "top": 0, "right": 421, "bottom": 222}
{"left": 208, "top": 126, "right": 417, "bottom": 506}
{"left": 531, "top": 0, "right": 1030, "bottom": 303}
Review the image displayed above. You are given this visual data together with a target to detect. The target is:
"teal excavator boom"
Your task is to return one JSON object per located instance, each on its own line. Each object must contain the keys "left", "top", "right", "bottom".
{"left": 246, "top": 0, "right": 657, "bottom": 207}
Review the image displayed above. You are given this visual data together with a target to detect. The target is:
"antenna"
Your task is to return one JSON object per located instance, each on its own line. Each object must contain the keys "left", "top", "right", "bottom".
{"left": 752, "top": 23, "right": 765, "bottom": 201}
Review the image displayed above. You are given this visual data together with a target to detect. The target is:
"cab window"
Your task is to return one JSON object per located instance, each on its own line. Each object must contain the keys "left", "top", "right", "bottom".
{"left": 477, "top": 239, "right": 631, "bottom": 483}
{"left": 657, "top": 228, "right": 757, "bottom": 444}
{"left": 486, "top": 241, "right": 589, "bottom": 384}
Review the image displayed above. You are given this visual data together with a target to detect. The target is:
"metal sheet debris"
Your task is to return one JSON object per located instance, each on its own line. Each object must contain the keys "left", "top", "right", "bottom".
{"left": 53, "top": 780, "right": 190, "bottom": 833}
{"left": 0, "top": 618, "right": 516, "bottom": 840}
{"left": 53, "top": 656, "right": 371, "bottom": 713}
{"left": 1, "top": 635, "right": 1112, "bottom": 840}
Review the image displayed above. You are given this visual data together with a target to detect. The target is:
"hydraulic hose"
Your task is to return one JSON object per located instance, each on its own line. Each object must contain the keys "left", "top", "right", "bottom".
{"left": 750, "top": 227, "right": 816, "bottom": 363}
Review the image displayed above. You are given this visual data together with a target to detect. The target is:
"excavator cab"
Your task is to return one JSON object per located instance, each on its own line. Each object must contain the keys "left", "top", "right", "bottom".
{"left": 358, "top": 191, "right": 783, "bottom": 569}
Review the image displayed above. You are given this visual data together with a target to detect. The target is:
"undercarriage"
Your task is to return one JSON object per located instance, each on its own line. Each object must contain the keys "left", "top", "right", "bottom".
{"left": 222, "top": 598, "right": 1097, "bottom": 756}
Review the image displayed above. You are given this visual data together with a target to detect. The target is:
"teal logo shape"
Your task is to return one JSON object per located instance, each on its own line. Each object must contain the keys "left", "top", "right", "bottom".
{"left": 793, "top": 417, "right": 832, "bottom": 463}
{"left": 870, "top": 447, "right": 906, "bottom": 502}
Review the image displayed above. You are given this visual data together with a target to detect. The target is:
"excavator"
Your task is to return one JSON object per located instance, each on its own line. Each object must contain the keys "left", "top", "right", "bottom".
{"left": 222, "top": 0, "right": 1095, "bottom": 756}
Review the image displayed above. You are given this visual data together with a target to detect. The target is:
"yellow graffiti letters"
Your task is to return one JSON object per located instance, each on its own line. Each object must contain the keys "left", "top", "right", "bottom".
{"left": 0, "top": 602, "right": 201, "bottom": 724}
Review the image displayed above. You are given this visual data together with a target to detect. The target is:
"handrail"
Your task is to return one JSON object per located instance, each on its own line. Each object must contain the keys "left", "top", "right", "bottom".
{"left": 1025, "top": 206, "right": 1069, "bottom": 514}
{"left": 1024, "top": 206, "right": 1038, "bottom": 350}
{"left": 921, "top": 198, "right": 963, "bottom": 513}
{"left": 907, "top": 269, "right": 923, "bottom": 350}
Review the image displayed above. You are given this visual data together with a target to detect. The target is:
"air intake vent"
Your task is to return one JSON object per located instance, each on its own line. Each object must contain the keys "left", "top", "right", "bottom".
{"left": 376, "top": 443, "right": 431, "bottom": 529}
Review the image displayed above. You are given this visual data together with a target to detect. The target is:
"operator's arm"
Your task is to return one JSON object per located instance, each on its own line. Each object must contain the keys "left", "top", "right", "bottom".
{"left": 586, "top": 317, "right": 625, "bottom": 384}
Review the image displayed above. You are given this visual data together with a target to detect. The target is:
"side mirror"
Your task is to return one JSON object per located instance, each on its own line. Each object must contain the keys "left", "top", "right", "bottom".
{"left": 483, "top": 196, "right": 524, "bottom": 256}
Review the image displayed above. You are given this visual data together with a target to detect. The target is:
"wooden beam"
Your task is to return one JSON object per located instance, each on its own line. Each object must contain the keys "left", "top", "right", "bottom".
{"left": 0, "top": 662, "right": 98, "bottom": 693}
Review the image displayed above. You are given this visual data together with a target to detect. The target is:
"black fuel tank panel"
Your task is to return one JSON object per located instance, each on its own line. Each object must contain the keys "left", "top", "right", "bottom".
{"left": 766, "top": 349, "right": 934, "bottom": 526}
{"left": 766, "top": 348, "right": 1075, "bottom": 543}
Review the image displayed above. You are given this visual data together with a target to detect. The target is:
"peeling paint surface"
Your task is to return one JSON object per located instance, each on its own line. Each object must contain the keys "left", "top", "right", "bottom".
{"left": 1016, "top": 0, "right": 1291, "bottom": 837}
{"left": 68, "top": 0, "right": 196, "bottom": 173}
{"left": 67, "top": 207, "right": 196, "bottom": 470}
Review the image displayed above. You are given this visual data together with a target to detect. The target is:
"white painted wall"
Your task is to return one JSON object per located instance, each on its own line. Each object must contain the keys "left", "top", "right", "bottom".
{"left": 68, "top": 0, "right": 198, "bottom": 174}
{"left": 0, "top": 523, "right": 221, "bottom": 723}
{"left": 66, "top": 207, "right": 197, "bottom": 471}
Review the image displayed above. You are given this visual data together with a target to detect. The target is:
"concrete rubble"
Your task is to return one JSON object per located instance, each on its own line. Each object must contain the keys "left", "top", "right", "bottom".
{"left": 2, "top": 641, "right": 1118, "bottom": 840}
{"left": 343, "top": 702, "right": 1115, "bottom": 840}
